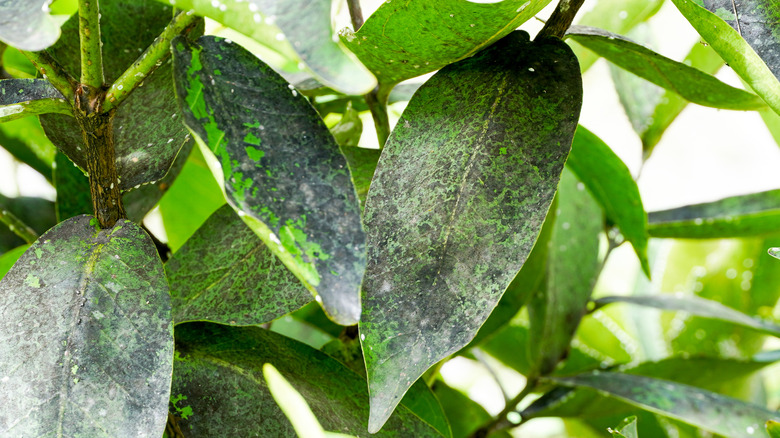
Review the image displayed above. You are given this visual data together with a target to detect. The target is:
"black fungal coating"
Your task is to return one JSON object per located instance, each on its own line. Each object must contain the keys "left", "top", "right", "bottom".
{"left": 0, "top": 78, "right": 64, "bottom": 104}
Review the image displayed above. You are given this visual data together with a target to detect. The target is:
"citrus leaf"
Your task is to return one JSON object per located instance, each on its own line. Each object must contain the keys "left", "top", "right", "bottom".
{"left": 567, "top": 26, "right": 766, "bottom": 111}
{"left": 0, "top": 78, "right": 69, "bottom": 121}
{"left": 171, "top": 322, "right": 444, "bottom": 437}
{"left": 432, "top": 382, "right": 511, "bottom": 438}
{"left": 768, "top": 420, "right": 780, "bottom": 438}
{"left": 0, "top": 215, "right": 173, "bottom": 436}
{"left": 341, "top": 0, "right": 552, "bottom": 85}
{"left": 360, "top": 31, "right": 581, "bottom": 431}
{"left": 610, "top": 416, "right": 639, "bottom": 438}
{"left": 166, "top": 204, "right": 312, "bottom": 325}
{"left": 0, "top": 193, "right": 55, "bottom": 252}
{"left": 0, "top": 0, "right": 61, "bottom": 51}
{"left": 0, "top": 244, "right": 28, "bottom": 278}
{"left": 339, "top": 146, "right": 379, "bottom": 210}
{"left": 0, "top": 116, "right": 57, "bottom": 181}
{"left": 172, "top": 35, "right": 365, "bottom": 326}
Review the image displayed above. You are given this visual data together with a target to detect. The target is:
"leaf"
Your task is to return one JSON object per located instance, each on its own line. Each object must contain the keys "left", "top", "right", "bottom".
{"left": 159, "top": 0, "right": 376, "bottom": 95}
{"left": 40, "top": 0, "right": 198, "bottom": 190}
{"left": 647, "top": 189, "right": 780, "bottom": 238}
{"left": 0, "top": 0, "right": 61, "bottom": 51}
{"left": 594, "top": 294, "right": 780, "bottom": 337}
{"left": 360, "top": 31, "right": 581, "bottom": 431}
{"left": 0, "top": 78, "right": 70, "bottom": 121}
{"left": 341, "top": 0, "right": 552, "bottom": 85}
{"left": 0, "top": 193, "right": 56, "bottom": 252}
{"left": 550, "top": 371, "right": 779, "bottom": 437}
{"left": 330, "top": 102, "right": 363, "bottom": 147}
{"left": 568, "top": 126, "right": 649, "bottom": 276}
{"left": 0, "top": 215, "right": 173, "bottom": 436}
{"left": 172, "top": 322, "right": 445, "bottom": 437}
{"left": 339, "top": 146, "right": 380, "bottom": 210}
{"left": 54, "top": 152, "right": 92, "bottom": 221}
{"left": 768, "top": 420, "right": 780, "bottom": 438}
{"left": 172, "top": 36, "right": 366, "bottom": 326}
{"left": 0, "top": 116, "right": 56, "bottom": 180}
{"left": 610, "top": 416, "right": 639, "bottom": 438}
{"left": 432, "top": 381, "right": 511, "bottom": 438}
{"left": 671, "top": 0, "right": 780, "bottom": 116}
{"left": 166, "top": 204, "right": 312, "bottom": 325}
{"left": 0, "top": 244, "right": 28, "bottom": 278}
{"left": 528, "top": 169, "right": 603, "bottom": 376}
{"left": 566, "top": 26, "right": 766, "bottom": 111}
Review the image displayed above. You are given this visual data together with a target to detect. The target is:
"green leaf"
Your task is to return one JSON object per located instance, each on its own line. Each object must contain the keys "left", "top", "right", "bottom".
{"left": 550, "top": 371, "right": 779, "bottom": 437}
{"left": 610, "top": 416, "right": 639, "bottom": 438}
{"left": 0, "top": 0, "right": 61, "bottom": 51}
{"left": 172, "top": 35, "right": 365, "bottom": 326}
{"left": 339, "top": 146, "right": 380, "bottom": 210}
{"left": 0, "top": 193, "right": 56, "bottom": 252}
{"left": 568, "top": 126, "right": 649, "bottom": 276}
{"left": 594, "top": 294, "right": 780, "bottom": 337}
{"left": 0, "top": 116, "right": 56, "bottom": 180}
{"left": 0, "top": 244, "right": 28, "bottom": 278}
{"left": 768, "top": 420, "right": 780, "bottom": 438}
{"left": 647, "top": 189, "right": 780, "bottom": 238}
{"left": 0, "top": 78, "right": 70, "bottom": 121}
{"left": 528, "top": 169, "right": 603, "bottom": 376}
{"left": 166, "top": 204, "right": 312, "bottom": 325}
{"left": 671, "top": 0, "right": 780, "bottom": 116}
{"left": 40, "top": 0, "right": 198, "bottom": 190}
{"left": 341, "top": 0, "right": 552, "bottom": 85}
{"left": 159, "top": 0, "right": 376, "bottom": 95}
{"left": 360, "top": 31, "right": 581, "bottom": 431}
{"left": 330, "top": 102, "right": 363, "bottom": 147}
{"left": 54, "top": 152, "right": 92, "bottom": 221}
{"left": 172, "top": 322, "right": 445, "bottom": 437}
{"left": 566, "top": 26, "right": 766, "bottom": 111}
{"left": 0, "top": 215, "right": 173, "bottom": 436}
{"left": 432, "top": 381, "right": 511, "bottom": 438}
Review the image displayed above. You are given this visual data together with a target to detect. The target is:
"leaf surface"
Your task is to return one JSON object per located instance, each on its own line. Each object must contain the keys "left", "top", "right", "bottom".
{"left": 341, "top": 0, "right": 552, "bottom": 84}
{"left": 0, "top": 78, "right": 69, "bottom": 121}
{"left": 0, "top": 244, "right": 28, "bottom": 278}
{"left": 0, "top": 0, "right": 61, "bottom": 51}
{"left": 768, "top": 420, "right": 780, "bottom": 438}
{"left": 171, "top": 322, "right": 444, "bottom": 437}
{"left": 611, "top": 416, "right": 639, "bottom": 438}
{"left": 172, "top": 35, "right": 365, "bottom": 325}
{"left": 432, "top": 382, "right": 511, "bottom": 438}
{"left": 0, "top": 215, "right": 173, "bottom": 436}
{"left": 360, "top": 31, "right": 581, "bottom": 431}
{"left": 0, "top": 116, "right": 57, "bottom": 180}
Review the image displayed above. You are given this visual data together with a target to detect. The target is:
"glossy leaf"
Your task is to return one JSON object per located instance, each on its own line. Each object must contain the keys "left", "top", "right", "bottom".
{"left": 671, "top": 0, "right": 780, "bottom": 116}
{"left": 171, "top": 322, "right": 444, "bottom": 437}
{"left": 0, "top": 215, "right": 173, "bottom": 436}
{"left": 567, "top": 26, "right": 766, "bottom": 111}
{"left": 360, "top": 31, "right": 581, "bottom": 431}
{"left": 568, "top": 126, "right": 649, "bottom": 276}
{"left": 0, "top": 0, "right": 61, "bottom": 51}
{"left": 551, "top": 371, "right": 779, "bottom": 437}
{"left": 341, "top": 0, "right": 552, "bottom": 85}
{"left": 610, "top": 416, "right": 638, "bottom": 438}
{"left": 594, "top": 294, "right": 780, "bottom": 337}
{"left": 528, "top": 169, "right": 603, "bottom": 376}
{"left": 172, "top": 35, "right": 365, "bottom": 325}
{"left": 166, "top": 204, "right": 312, "bottom": 325}
{"left": 0, "top": 116, "right": 56, "bottom": 180}
{"left": 158, "top": 0, "right": 376, "bottom": 95}
{"left": 40, "top": 0, "right": 197, "bottom": 190}
{"left": 648, "top": 189, "right": 780, "bottom": 238}
{"left": 432, "top": 382, "right": 511, "bottom": 438}
{"left": 0, "top": 244, "right": 27, "bottom": 278}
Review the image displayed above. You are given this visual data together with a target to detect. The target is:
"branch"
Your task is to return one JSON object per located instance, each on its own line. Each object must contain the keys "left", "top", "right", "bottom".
{"left": 364, "top": 84, "right": 392, "bottom": 148}
{"left": 78, "top": 0, "right": 104, "bottom": 88}
{"left": 20, "top": 50, "right": 77, "bottom": 103}
{"left": 0, "top": 207, "right": 38, "bottom": 244}
{"left": 537, "top": 0, "right": 587, "bottom": 40}
{"left": 102, "top": 10, "right": 199, "bottom": 112}
{"left": 469, "top": 377, "right": 539, "bottom": 437}
{"left": 347, "top": 0, "right": 364, "bottom": 30}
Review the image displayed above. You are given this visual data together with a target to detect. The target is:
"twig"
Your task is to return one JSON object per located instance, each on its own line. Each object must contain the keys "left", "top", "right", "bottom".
{"left": 102, "top": 10, "right": 199, "bottom": 112}
{"left": 20, "top": 50, "right": 77, "bottom": 103}
{"left": 78, "top": 0, "right": 104, "bottom": 88}
{"left": 347, "top": 0, "right": 365, "bottom": 30}
{"left": 537, "top": 0, "right": 587, "bottom": 40}
{"left": 472, "top": 348, "right": 511, "bottom": 403}
{"left": 364, "top": 84, "right": 392, "bottom": 148}
{"left": 469, "top": 377, "right": 539, "bottom": 437}
{"left": 0, "top": 207, "right": 38, "bottom": 244}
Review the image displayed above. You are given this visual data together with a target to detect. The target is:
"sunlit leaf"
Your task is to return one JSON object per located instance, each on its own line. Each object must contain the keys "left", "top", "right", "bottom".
{"left": 0, "top": 244, "right": 27, "bottom": 278}
{"left": 610, "top": 416, "right": 638, "bottom": 438}
{"left": 0, "top": 0, "right": 61, "bottom": 51}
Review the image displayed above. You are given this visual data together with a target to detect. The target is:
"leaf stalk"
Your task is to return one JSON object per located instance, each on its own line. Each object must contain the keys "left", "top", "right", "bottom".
{"left": 537, "top": 0, "right": 587, "bottom": 40}
{"left": 470, "top": 377, "right": 539, "bottom": 437}
{"left": 0, "top": 207, "right": 38, "bottom": 244}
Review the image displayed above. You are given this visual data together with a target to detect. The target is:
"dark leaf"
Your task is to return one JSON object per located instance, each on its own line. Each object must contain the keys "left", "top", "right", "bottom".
{"left": 54, "top": 152, "right": 92, "bottom": 221}
{"left": 0, "top": 215, "right": 173, "bottom": 436}
{"left": 0, "top": 78, "right": 63, "bottom": 103}
{"left": 0, "top": 0, "right": 61, "bottom": 51}
{"left": 0, "top": 193, "right": 55, "bottom": 252}
{"left": 360, "top": 31, "right": 581, "bottom": 431}
{"left": 172, "top": 35, "right": 365, "bottom": 325}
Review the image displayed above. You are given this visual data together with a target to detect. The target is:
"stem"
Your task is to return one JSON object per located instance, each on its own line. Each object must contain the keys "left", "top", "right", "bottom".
{"left": 469, "top": 377, "right": 539, "bottom": 438}
{"left": 365, "top": 84, "right": 392, "bottom": 148}
{"left": 165, "top": 413, "right": 186, "bottom": 438}
{"left": 0, "top": 208, "right": 38, "bottom": 244}
{"left": 20, "top": 50, "right": 77, "bottom": 103}
{"left": 347, "top": 0, "right": 365, "bottom": 30}
{"left": 472, "top": 348, "right": 511, "bottom": 403}
{"left": 78, "top": 0, "right": 104, "bottom": 88}
{"left": 536, "top": 0, "right": 587, "bottom": 40}
{"left": 102, "top": 10, "right": 198, "bottom": 112}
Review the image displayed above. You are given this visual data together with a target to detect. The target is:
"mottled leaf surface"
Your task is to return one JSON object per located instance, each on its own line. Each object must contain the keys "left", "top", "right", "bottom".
{"left": 567, "top": 26, "right": 766, "bottom": 110}
{"left": 0, "top": 78, "right": 63, "bottom": 104}
{"left": 568, "top": 126, "right": 649, "bottom": 276}
{"left": 172, "top": 36, "right": 365, "bottom": 325}
{"left": 551, "top": 372, "right": 779, "bottom": 437}
{"left": 648, "top": 189, "right": 780, "bottom": 238}
{"left": 157, "top": 0, "right": 376, "bottom": 95}
{"left": 360, "top": 31, "right": 581, "bottom": 431}
{"left": 528, "top": 169, "right": 603, "bottom": 376}
{"left": 171, "top": 322, "right": 444, "bottom": 437}
{"left": 341, "top": 0, "right": 552, "bottom": 84}
{"left": 0, "top": 216, "right": 173, "bottom": 437}
{"left": 40, "top": 0, "right": 196, "bottom": 190}
{"left": 166, "top": 204, "right": 311, "bottom": 325}
{"left": 0, "top": 0, "right": 61, "bottom": 51}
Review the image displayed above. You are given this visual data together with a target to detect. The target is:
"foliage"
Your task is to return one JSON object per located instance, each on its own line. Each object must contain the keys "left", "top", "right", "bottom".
{"left": 1, "top": 0, "right": 780, "bottom": 436}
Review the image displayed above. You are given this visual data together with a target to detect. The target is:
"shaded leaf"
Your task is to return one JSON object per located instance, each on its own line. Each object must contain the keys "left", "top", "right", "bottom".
{"left": 54, "top": 151, "right": 92, "bottom": 221}
{"left": 40, "top": 0, "right": 197, "bottom": 190}
{"left": 0, "top": 0, "right": 61, "bottom": 51}
{"left": 0, "top": 78, "right": 69, "bottom": 121}
{"left": 432, "top": 381, "right": 511, "bottom": 438}
{"left": 648, "top": 189, "right": 780, "bottom": 238}
{"left": 172, "top": 35, "right": 365, "bottom": 325}
{"left": 568, "top": 126, "right": 649, "bottom": 276}
{"left": 339, "top": 146, "right": 380, "bottom": 210}
{"left": 341, "top": 0, "right": 552, "bottom": 85}
{"left": 0, "top": 116, "right": 56, "bottom": 180}
{"left": 0, "top": 215, "right": 173, "bottom": 436}
{"left": 166, "top": 204, "right": 312, "bottom": 325}
{"left": 610, "top": 416, "right": 639, "bottom": 438}
{"left": 0, "top": 193, "right": 55, "bottom": 252}
{"left": 0, "top": 244, "right": 27, "bottom": 278}
{"left": 360, "top": 31, "right": 581, "bottom": 431}
{"left": 567, "top": 26, "right": 766, "bottom": 111}
{"left": 158, "top": 0, "right": 376, "bottom": 95}
{"left": 172, "top": 322, "right": 444, "bottom": 437}
{"left": 550, "top": 371, "right": 779, "bottom": 437}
